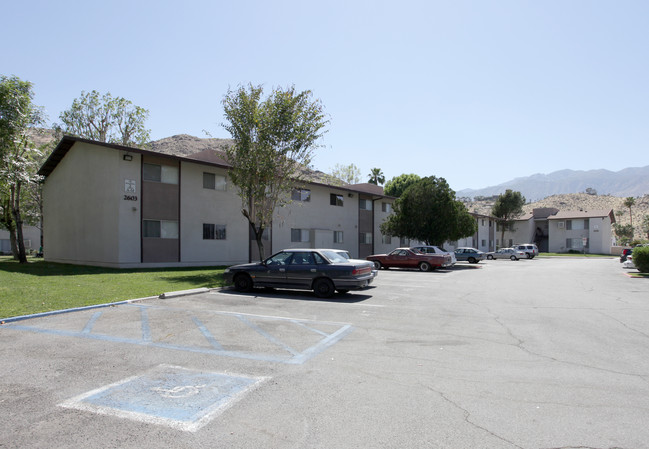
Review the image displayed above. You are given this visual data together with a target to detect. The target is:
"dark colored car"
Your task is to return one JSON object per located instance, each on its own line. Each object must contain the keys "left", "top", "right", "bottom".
{"left": 366, "top": 248, "right": 452, "bottom": 271}
{"left": 454, "top": 247, "right": 485, "bottom": 263}
{"left": 223, "top": 248, "right": 375, "bottom": 298}
{"left": 620, "top": 248, "right": 633, "bottom": 262}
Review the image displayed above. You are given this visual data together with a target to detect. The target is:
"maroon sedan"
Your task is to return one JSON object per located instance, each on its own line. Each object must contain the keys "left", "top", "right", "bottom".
{"left": 366, "top": 248, "right": 452, "bottom": 272}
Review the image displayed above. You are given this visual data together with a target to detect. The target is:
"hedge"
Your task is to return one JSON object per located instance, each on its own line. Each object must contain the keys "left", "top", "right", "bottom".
{"left": 633, "top": 246, "right": 649, "bottom": 273}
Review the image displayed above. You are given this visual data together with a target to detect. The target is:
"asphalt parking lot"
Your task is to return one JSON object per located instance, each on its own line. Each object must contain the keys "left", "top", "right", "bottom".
{"left": 2, "top": 257, "right": 649, "bottom": 448}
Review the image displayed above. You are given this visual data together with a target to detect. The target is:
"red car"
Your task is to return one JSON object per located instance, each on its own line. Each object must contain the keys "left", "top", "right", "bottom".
{"left": 366, "top": 248, "right": 452, "bottom": 272}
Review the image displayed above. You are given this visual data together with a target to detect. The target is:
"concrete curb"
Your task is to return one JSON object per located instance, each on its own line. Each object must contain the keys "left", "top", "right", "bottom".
{"left": 159, "top": 287, "right": 211, "bottom": 299}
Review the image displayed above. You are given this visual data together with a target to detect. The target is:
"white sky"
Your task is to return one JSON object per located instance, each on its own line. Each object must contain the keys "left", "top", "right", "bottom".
{"left": 4, "top": 0, "right": 648, "bottom": 190}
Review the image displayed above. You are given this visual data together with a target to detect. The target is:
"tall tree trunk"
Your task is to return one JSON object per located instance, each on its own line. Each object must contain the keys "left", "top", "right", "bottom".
{"left": 11, "top": 182, "right": 28, "bottom": 263}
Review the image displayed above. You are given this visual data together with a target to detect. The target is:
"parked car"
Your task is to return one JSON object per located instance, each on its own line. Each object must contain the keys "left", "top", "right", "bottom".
{"left": 514, "top": 243, "right": 539, "bottom": 259}
{"left": 366, "top": 248, "right": 453, "bottom": 271}
{"left": 485, "top": 248, "right": 526, "bottom": 260}
{"left": 620, "top": 248, "right": 633, "bottom": 263}
{"left": 326, "top": 249, "right": 379, "bottom": 280}
{"left": 622, "top": 255, "right": 635, "bottom": 269}
{"left": 223, "top": 248, "right": 375, "bottom": 298}
{"left": 454, "top": 247, "right": 485, "bottom": 263}
{"left": 410, "top": 245, "right": 457, "bottom": 266}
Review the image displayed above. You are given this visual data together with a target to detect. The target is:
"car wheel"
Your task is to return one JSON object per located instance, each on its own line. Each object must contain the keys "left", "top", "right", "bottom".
{"left": 373, "top": 261, "right": 382, "bottom": 270}
{"left": 336, "top": 289, "right": 350, "bottom": 294}
{"left": 419, "top": 261, "right": 431, "bottom": 272}
{"left": 525, "top": 253, "right": 531, "bottom": 259}
{"left": 313, "top": 278, "right": 335, "bottom": 298}
{"left": 233, "top": 273, "right": 253, "bottom": 292}
{"left": 468, "top": 257, "right": 476, "bottom": 264}
{"left": 487, "top": 255, "right": 493, "bottom": 260}
{"left": 510, "top": 255, "right": 517, "bottom": 260}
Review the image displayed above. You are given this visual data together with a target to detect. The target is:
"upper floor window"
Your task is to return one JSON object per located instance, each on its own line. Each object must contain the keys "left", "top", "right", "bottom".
{"left": 566, "top": 219, "right": 588, "bottom": 230}
{"left": 203, "top": 172, "right": 226, "bottom": 191}
{"left": 382, "top": 202, "right": 391, "bottom": 213}
{"left": 359, "top": 199, "right": 372, "bottom": 210}
{"left": 291, "top": 228, "right": 310, "bottom": 243}
{"left": 330, "top": 194, "right": 344, "bottom": 207}
{"left": 292, "top": 188, "right": 311, "bottom": 202}
{"left": 333, "top": 231, "right": 344, "bottom": 243}
{"left": 203, "top": 223, "right": 226, "bottom": 240}
{"left": 143, "top": 163, "right": 178, "bottom": 184}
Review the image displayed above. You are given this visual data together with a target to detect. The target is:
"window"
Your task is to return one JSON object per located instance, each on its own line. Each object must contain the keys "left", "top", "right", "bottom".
{"left": 481, "top": 219, "right": 485, "bottom": 226}
{"left": 330, "top": 193, "right": 344, "bottom": 207}
{"left": 203, "top": 173, "right": 226, "bottom": 190}
{"left": 382, "top": 202, "right": 391, "bottom": 213}
{"left": 143, "top": 163, "right": 178, "bottom": 184}
{"left": 399, "top": 237, "right": 409, "bottom": 247}
{"left": 481, "top": 239, "right": 486, "bottom": 247}
{"left": 143, "top": 220, "right": 178, "bottom": 238}
{"left": 566, "top": 219, "right": 588, "bottom": 230}
{"left": 291, "top": 188, "right": 311, "bottom": 202}
{"left": 333, "top": 231, "right": 344, "bottom": 243}
{"left": 360, "top": 232, "right": 372, "bottom": 244}
{"left": 566, "top": 238, "right": 584, "bottom": 250}
{"left": 203, "top": 224, "right": 226, "bottom": 240}
{"left": 382, "top": 234, "right": 392, "bottom": 244}
{"left": 359, "top": 199, "right": 372, "bottom": 210}
{"left": 291, "top": 228, "right": 310, "bottom": 242}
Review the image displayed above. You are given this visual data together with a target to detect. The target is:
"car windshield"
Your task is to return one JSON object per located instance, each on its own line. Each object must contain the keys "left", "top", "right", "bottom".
{"left": 320, "top": 250, "right": 349, "bottom": 263}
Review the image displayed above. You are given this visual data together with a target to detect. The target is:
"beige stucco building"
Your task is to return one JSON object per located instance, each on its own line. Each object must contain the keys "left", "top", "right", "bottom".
{"left": 38, "top": 137, "right": 398, "bottom": 268}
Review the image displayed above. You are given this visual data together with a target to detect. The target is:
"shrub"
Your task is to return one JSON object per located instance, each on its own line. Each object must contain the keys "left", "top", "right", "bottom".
{"left": 633, "top": 246, "right": 649, "bottom": 273}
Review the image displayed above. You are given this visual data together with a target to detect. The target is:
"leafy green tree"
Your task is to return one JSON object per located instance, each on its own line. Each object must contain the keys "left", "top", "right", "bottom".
{"left": 222, "top": 84, "right": 328, "bottom": 260}
{"left": 492, "top": 189, "right": 526, "bottom": 249}
{"left": 368, "top": 168, "right": 385, "bottom": 185}
{"left": 57, "top": 90, "right": 151, "bottom": 148}
{"left": 330, "top": 163, "right": 361, "bottom": 184}
{"left": 0, "top": 75, "right": 45, "bottom": 263}
{"left": 380, "top": 176, "right": 477, "bottom": 246}
{"left": 383, "top": 173, "right": 421, "bottom": 197}
{"left": 614, "top": 223, "right": 634, "bottom": 246}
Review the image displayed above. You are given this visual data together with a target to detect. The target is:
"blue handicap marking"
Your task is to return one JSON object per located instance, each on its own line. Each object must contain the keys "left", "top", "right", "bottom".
{"left": 59, "top": 365, "right": 268, "bottom": 432}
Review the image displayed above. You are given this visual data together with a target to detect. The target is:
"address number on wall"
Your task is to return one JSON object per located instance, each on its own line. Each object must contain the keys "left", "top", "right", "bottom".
{"left": 123, "top": 195, "right": 138, "bottom": 201}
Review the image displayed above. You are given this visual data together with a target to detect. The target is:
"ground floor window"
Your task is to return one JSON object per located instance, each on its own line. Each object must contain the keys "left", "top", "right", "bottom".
{"left": 333, "top": 231, "right": 343, "bottom": 243}
{"left": 291, "top": 228, "right": 310, "bottom": 243}
{"left": 143, "top": 220, "right": 179, "bottom": 238}
{"left": 203, "top": 224, "right": 226, "bottom": 240}
{"left": 382, "top": 234, "right": 392, "bottom": 244}
{"left": 360, "top": 232, "right": 372, "bottom": 244}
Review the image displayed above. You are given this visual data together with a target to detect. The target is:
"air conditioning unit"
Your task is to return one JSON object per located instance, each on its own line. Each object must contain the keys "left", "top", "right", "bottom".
{"left": 558, "top": 221, "right": 565, "bottom": 229}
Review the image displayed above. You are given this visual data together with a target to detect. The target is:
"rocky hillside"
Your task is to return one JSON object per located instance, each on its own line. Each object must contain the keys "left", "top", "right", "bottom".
{"left": 464, "top": 193, "right": 649, "bottom": 241}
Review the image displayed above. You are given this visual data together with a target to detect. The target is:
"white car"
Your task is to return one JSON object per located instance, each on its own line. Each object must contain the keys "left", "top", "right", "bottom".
{"left": 410, "top": 245, "right": 457, "bottom": 266}
{"left": 486, "top": 248, "right": 526, "bottom": 260}
{"left": 622, "top": 255, "right": 635, "bottom": 269}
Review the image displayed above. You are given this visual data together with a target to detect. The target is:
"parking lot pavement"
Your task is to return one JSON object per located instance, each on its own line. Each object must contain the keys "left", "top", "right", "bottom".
{"left": 2, "top": 257, "right": 649, "bottom": 448}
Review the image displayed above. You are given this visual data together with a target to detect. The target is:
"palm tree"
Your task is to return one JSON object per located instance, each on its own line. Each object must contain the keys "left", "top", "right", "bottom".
{"left": 624, "top": 197, "right": 635, "bottom": 240}
{"left": 368, "top": 168, "right": 385, "bottom": 185}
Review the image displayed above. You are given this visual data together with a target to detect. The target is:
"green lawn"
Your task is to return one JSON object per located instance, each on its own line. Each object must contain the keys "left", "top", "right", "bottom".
{"left": 0, "top": 256, "right": 225, "bottom": 319}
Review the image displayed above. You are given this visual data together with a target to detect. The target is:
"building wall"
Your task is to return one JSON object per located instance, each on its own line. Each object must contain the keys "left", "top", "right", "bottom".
{"left": 271, "top": 184, "right": 360, "bottom": 257}
{"left": 548, "top": 217, "right": 612, "bottom": 254}
{"left": 43, "top": 143, "right": 125, "bottom": 266}
{"left": 373, "top": 199, "right": 396, "bottom": 255}
{"left": 179, "top": 161, "right": 249, "bottom": 265}
{"left": 0, "top": 225, "right": 41, "bottom": 254}
{"left": 500, "top": 218, "right": 533, "bottom": 248}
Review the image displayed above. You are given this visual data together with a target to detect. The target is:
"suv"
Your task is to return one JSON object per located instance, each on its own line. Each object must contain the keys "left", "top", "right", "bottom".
{"left": 514, "top": 243, "right": 538, "bottom": 259}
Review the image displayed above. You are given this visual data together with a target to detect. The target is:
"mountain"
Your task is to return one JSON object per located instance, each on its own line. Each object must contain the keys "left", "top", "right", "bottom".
{"left": 457, "top": 166, "right": 649, "bottom": 201}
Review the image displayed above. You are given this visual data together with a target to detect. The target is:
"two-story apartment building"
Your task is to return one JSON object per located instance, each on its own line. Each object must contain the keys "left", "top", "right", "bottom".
{"left": 38, "top": 136, "right": 399, "bottom": 268}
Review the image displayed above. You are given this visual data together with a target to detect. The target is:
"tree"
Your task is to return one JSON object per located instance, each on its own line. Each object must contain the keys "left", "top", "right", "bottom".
{"left": 0, "top": 75, "right": 45, "bottom": 263}
{"left": 624, "top": 197, "right": 635, "bottom": 239}
{"left": 330, "top": 163, "right": 361, "bottom": 184}
{"left": 368, "top": 168, "right": 385, "bottom": 185}
{"left": 614, "top": 223, "right": 634, "bottom": 245}
{"left": 57, "top": 90, "right": 151, "bottom": 148}
{"left": 642, "top": 215, "right": 649, "bottom": 240}
{"left": 492, "top": 190, "right": 526, "bottom": 249}
{"left": 222, "top": 84, "right": 327, "bottom": 261}
{"left": 380, "top": 176, "right": 477, "bottom": 246}
{"left": 383, "top": 173, "right": 421, "bottom": 197}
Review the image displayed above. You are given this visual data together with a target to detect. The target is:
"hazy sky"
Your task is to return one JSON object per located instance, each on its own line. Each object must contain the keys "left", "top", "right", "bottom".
{"left": 4, "top": 0, "right": 648, "bottom": 191}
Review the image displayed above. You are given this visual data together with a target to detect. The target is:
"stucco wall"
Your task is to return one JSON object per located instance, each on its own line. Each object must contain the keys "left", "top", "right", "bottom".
{"left": 179, "top": 161, "right": 249, "bottom": 265}
{"left": 43, "top": 143, "right": 125, "bottom": 265}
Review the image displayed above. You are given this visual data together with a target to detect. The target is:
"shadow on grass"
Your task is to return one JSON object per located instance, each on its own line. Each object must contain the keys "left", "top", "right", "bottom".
{"left": 0, "top": 256, "right": 226, "bottom": 279}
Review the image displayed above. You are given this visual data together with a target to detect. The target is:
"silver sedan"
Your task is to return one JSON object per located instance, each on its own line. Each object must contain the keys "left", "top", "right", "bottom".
{"left": 485, "top": 248, "right": 526, "bottom": 260}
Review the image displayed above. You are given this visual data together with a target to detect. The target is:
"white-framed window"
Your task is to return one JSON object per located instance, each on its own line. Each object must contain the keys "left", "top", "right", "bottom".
{"left": 330, "top": 193, "right": 344, "bottom": 207}
{"left": 359, "top": 199, "right": 372, "bottom": 210}
{"left": 382, "top": 202, "right": 391, "bottom": 213}
{"left": 382, "top": 234, "right": 392, "bottom": 244}
{"left": 566, "top": 219, "right": 588, "bottom": 230}
{"left": 291, "top": 228, "right": 310, "bottom": 242}
{"left": 291, "top": 188, "right": 311, "bottom": 202}
{"left": 360, "top": 232, "right": 372, "bottom": 244}
{"left": 203, "top": 224, "right": 226, "bottom": 240}
{"left": 143, "top": 220, "right": 178, "bottom": 238}
{"left": 566, "top": 238, "right": 585, "bottom": 250}
{"left": 399, "top": 237, "right": 409, "bottom": 246}
{"left": 203, "top": 172, "right": 226, "bottom": 191}
{"left": 333, "top": 231, "right": 344, "bottom": 243}
{"left": 143, "top": 163, "right": 178, "bottom": 184}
